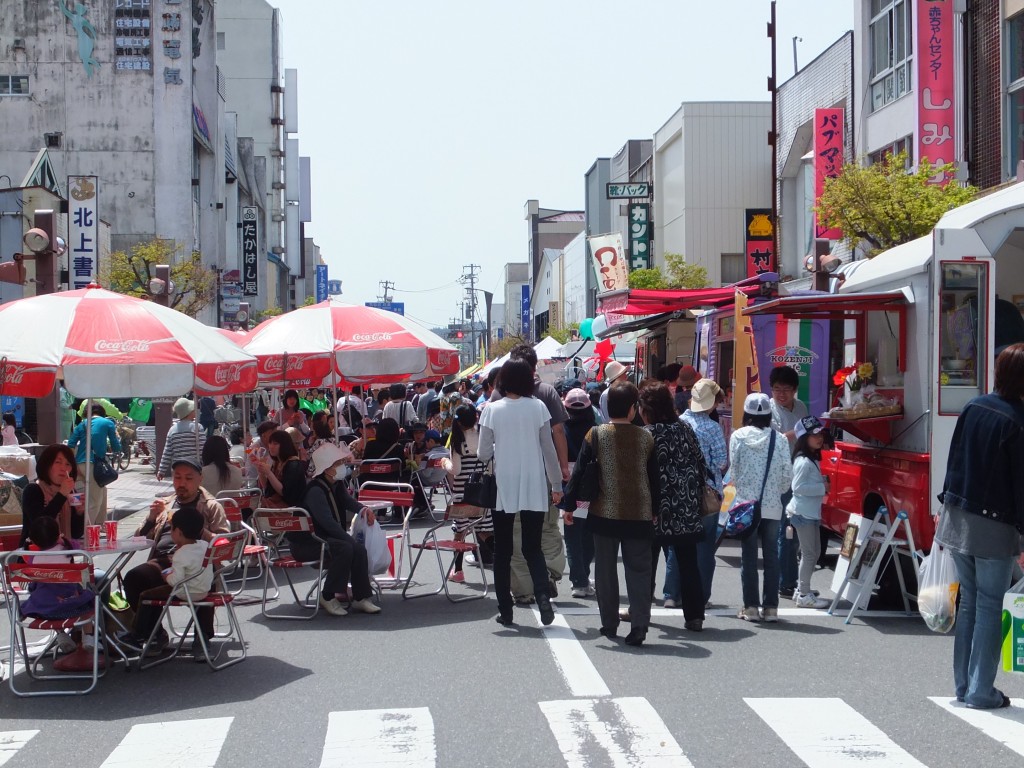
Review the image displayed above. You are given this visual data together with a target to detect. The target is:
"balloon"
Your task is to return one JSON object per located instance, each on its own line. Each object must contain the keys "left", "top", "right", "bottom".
{"left": 591, "top": 314, "right": 609, "bottom": 338}
{"left": 593, "top": 338, "right": 615, "bottom": 363}
{"left": 579, "top": 318, "right": 594, "bottom": 340}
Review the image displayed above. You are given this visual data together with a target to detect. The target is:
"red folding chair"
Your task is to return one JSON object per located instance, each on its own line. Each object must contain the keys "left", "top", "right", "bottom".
{"left": 2, "top": 551, "right": 103, "bottom": 696}
{"left": 252, "top": 508, "right": 326, "bottom": 620}
{"left": 403, "top": 504, "right": 488, "bottom": 602}
{"left": 413, "top": 457, "right": 454, "bottom": 519}
{"left": 217, "top": 492, "right": 276, "bottom": 603}
{"left": 356, "top": 482, "right": 415, "bottom": 593}
{"left": 138, "top": 530, "right": 247, "bottom": 671}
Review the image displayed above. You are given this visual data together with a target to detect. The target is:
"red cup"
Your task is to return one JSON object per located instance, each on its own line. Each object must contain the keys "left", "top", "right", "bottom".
{"left": 104, "top": 520, "right": 118, "bottom": 544}
{"left": 85, "top": 525, "right": 101, "bottom": 550}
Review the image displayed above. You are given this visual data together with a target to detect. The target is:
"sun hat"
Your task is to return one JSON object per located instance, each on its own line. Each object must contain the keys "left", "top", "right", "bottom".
{"left": 794, "top": 415, "right": 826, "bottom": 440}
{"left": 689, "top": 379, "right": 721, "bottom": 414}
{"left": 563, "top": 388, "right": 591, "bottom": 410}
{"left": 172, "top": 397, "right": 195, "bottom": 419}
{"left": 310, "top": 443, "right": 349, "bottom": 477}
{"left": 677, "top": 365, "right": 700, "bottom": 388}
{"left": 285, "top": 427, "right": 304, "bottom": 448}
{"left": 743, "top": 392, "right": 772, "bottom": 416}
{"left": 604, "top": 361, "right": 627, "bottom": 383}
{"left": 170, "top": 457, "right": 202, "bottom": 472}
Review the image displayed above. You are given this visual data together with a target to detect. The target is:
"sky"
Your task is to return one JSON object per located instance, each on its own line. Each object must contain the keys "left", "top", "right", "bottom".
{"left": 271, "top": 0, "right": 855, "bottom": 331}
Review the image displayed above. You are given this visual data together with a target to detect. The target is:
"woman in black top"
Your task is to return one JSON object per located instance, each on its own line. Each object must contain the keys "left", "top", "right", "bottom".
{"left": 20, "top": 444, "right": 83, "bottom": 547}
{"left": 257, "top": 429, "right": 307, "bottom": 508}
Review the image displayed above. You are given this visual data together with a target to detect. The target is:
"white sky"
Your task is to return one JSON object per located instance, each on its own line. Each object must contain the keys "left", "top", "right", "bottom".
{"left": 271, "top": 0, "right": 855, "bottom": 329}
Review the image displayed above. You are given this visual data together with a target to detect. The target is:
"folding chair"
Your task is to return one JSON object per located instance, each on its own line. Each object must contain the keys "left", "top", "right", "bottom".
{"left": 356, "top": 458, "right": 403, "bottom": 491}
{"left": 252, "top": 508, "right": 327, "bottom": 620}
{"left": 356, "top": 481, "right": 415, "bottom": 592}
{"left": 402, "top": 505, "right": 488, "bottom": 602}
{"left": 216, "top": 491, "right": 276, "bottom": 603}
{"left": 413, "top": 457, "right": 454, "bottom": 519}
{"left": 2, "top": 550, "right": 103, "bottom": 696}
{"left": 138, "top": 530, "right": 247, "bottom": 671}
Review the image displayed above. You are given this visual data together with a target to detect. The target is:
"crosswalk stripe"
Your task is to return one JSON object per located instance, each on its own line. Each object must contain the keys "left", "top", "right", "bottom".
{"left": 98, "top": 718, "right": 233, "bottom": 768}
{"left": 928, "top": 697, "right": 1024, "bottom": 757}
{"left": 532, "top": 608, "right": 611, "bottom": 697}
{"left": 0, "top": 731, "right": 39, "bottom": 767}
{"left": 554, "top": 605, "right": 913, "bottom": 619}
{"left": 539, "top": 697, "right": 693, "bottom": 767}
{"left": 320, "top": 708, "right": 435, "bottom": 767}
{"left": 745, "top": 697, "right": 927, "bottom": 767}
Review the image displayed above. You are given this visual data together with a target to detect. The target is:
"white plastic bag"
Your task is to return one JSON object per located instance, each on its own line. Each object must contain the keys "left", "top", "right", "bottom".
{"left": 918, "top": 543, "right": 959, "bottom": 633}
{"left": 351, "top": 516, "right": 392, "bottom": 575}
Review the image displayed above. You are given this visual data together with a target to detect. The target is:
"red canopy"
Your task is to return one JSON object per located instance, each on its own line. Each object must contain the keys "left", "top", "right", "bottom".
{"left": 618, "top": 284, "right": 763, "bottom": 315}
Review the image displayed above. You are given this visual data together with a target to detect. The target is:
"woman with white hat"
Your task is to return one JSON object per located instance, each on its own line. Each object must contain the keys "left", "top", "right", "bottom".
{"left": 155, "top": 397, "right": 206, "bottom": 482}
{"left": 598, "top": 361, "right": 628, "bottom": 422}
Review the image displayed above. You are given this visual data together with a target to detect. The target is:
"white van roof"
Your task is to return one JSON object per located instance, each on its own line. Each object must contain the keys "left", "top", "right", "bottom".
{"left": 838, "top": 235, "right": 931, "bottom": 294}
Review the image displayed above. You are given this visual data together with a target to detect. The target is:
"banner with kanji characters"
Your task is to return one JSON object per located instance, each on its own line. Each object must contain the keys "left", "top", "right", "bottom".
{"left": 241, "top": 206, "right": 259, "bottom": 297}
{"left": 813, "top": 107, "right": 844, "bottom": 239}
{"left": 588, "top": 233, "right": 629, "bottom": 293}
{"left": 917, "top": 0, "right": 955, "bottom": 184}
{"left": 67, "top": 176, "right": 98, "bottom": 289}
{"left": 744, "top": 209, "right": 774, "bottom": 278}
{"left": 629, "top": 203, "right": 651, "bottom": 270}
{"left": 731, "top": 289, "right": 760, "bottom": 427}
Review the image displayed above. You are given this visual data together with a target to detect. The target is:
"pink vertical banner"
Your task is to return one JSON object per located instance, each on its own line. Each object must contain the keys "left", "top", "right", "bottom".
{"left": 917, "top": 0, "right": 955, "bottom": 184}
{"left": 814, "top": 107, "right": 844, "bottom": 239}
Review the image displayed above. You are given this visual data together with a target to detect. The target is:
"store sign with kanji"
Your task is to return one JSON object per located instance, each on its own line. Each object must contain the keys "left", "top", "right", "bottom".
{"left": 629, "top": 203, "right": 651, "bottom": 270}
{"left": 241, "top": 206, "right": 259, "bottom": 297}
{"left": 917, "top": 0, "right": 955, "bottom": 184}
{"left": 744, "top": 209, "right": 774, "bottom": 278}
{"left": 814, "top": 107, "right": 844, "bottom": 239}
{"left": 68, "top": 175, "right": 98, "bottom": 289}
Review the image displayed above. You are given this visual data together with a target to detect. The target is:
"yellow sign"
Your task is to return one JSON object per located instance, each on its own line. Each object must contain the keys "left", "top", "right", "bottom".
{"left": 732, "top": 290, "right": 761, "bottom": 426}
{"left": 748, "top": 213, "right": 773, "bottom": 238}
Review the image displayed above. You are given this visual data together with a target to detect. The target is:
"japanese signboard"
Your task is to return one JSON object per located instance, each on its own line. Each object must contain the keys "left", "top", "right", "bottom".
{"left": 629, "top": 203, "right": 651, "bottom": 270}
{"left": 365, "top": 301, "right": 405, "bottom": 316}
{"left": 240, "top": 206, "right": 259, "bottom": 297}
{"left": 917, "top": 0, "right": 955, "bottom": 184}
{"left": 315, "top": 264, "right": 328, "bottom": 303}
{"left": 327, "top": 279, "right": 343, "bottom": 295}
{"left": 114, "top": 0, "right": 153, "bottom": 72}
{"left": 161, "top": 0, "right": 184, "bottom": 85}
{"left": 588, "top": 233, "right": 629, "bottom": 293}
{"left": 813, "top": 107, "right": 844, "bottom": 239}
{"left": 520, "top": 285, "right": 531, "bottom": 338}
{"left": 606, "top": 183, "right": 651, "bottom": 199}
{"left": 744, "top": 209, "right": 775, "bottom": 278}
{"left": 67, "top": 176, "right": 98, "bottom": 289}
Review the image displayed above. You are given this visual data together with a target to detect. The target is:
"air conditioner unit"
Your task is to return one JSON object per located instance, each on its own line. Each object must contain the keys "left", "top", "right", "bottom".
{"left": 44, "top": 132, "right": 62, "bottom": 149}
{"left": 13, "top": 38, "right": 25, "bottom": 50}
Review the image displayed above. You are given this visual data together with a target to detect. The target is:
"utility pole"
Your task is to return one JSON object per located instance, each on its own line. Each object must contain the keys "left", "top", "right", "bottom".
{"left": 378, "top": 280, "right": 394, "bottom": 303}
{"left": 768, "top": 1, "right": 780, "bottom": 272}
{"left": 460, "top": 264, "right": 480, "bottom": 365}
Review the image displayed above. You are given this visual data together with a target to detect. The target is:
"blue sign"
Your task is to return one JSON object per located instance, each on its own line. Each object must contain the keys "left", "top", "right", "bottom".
{"left": 520, "top": 284, "right": 531, "bottom": 339}
{"left": 1, "top": 396, "right": 24, "bottom": 427}
{"left": 365, "top": 301, "right": 405, "bottom": 316}
{"left": 315, "top": 264, "right": 329, "bottom": 303}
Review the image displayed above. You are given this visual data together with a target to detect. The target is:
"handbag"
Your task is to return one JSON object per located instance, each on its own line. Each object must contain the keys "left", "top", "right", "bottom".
{"left": 93, "top": 456, "right": 119, "bottom": 488}
{"left": 721, "top": 429, "right": 776, "bottom": 541}
{"left": 463, "top": 461, "right": 497, "bottom": 509}
{"left": 702, "top": 483, "right": 722, "bottom": 517}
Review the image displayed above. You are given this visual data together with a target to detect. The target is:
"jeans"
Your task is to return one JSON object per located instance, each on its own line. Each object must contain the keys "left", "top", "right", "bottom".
{"left": 663, "top": 546, "right": 680, "bottom": 601}
{"left": 696, "top": 512, "right": 720, "bottom": 604}
{"left": 493, "top": 510, "right": 549, "bottom": 615}
{"left": 740, "top": 518, "right": 780, "bottom": 609}
{"left": 563, "top": 516, "right": 595, "bottom": 589}
{"left": 790, "top": 514, "right": 821, "bottom": 596}
{"left": 663, "top": 535, "right": 704, "bottom": 622}
{"left": 778, "top": 491, "right": 797, "bottom": 591}
{"left": 950, "top": 551, "right": 1014, "bottom": 708}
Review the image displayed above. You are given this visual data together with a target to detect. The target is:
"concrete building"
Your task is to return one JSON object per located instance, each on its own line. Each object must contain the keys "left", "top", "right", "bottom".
{"left": 652, "top": 102, "right": 772, "bottom": 286}
{"left": 501, "top": 262, "right": 529, "bottom": 339}
{"left": 523, "top": 200, "right": 584, "bottom": 342}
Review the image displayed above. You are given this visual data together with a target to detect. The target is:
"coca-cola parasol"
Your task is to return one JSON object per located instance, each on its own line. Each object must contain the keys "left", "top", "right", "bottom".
{"left": 244, "top": 300, "right": 460, "bottom": 386}
{"left": 0, "top": 286, "right": 258, "bottom": 398}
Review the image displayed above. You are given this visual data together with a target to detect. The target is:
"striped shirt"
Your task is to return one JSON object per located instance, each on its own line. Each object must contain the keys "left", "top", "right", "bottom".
{"left": 158, "top": 421, "right": 206, "bottom": 477}
{"left": 681, "top": 410, "right": 728, "bottom": 495}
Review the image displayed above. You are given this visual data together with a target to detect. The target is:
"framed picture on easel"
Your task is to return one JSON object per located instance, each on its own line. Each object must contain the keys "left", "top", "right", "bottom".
{"left": 840, "top": 522, "right": 859, "bottom": 559}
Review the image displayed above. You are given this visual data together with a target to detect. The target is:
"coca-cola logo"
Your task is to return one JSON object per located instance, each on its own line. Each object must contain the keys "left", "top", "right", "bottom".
{"left": 264, "top": 356, "right": 303, "bottom": 373}
{"left": 432, "top": 350, "right": 454, "bottom": 369}
{"left": 352, "top": 332, "right": 392, "bottom": 342}
{"left": 214, "top": 364, "right": 243, "bottom": 385}
{"left": 1, "top": 363, "right": 28, "bottom": 384}
{"left": 95, "top": 339, "right": 151, "bottom": 353}
{"left": 22, "top": 569, "right": 74, "bottom": 581}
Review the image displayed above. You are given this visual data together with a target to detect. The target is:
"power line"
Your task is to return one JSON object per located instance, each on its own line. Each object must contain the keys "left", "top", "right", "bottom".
{"left": 391, "top": 280, "right": 460, "bottom": 294}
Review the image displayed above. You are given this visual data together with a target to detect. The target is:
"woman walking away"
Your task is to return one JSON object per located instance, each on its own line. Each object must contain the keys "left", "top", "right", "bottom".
{"left": 786, "top": 416, "right": 830, "bottom": 609}
{"left": 934, "top": 343, "right": 1024, "bottom": 709}
{"left": 639, "top": 382, "right": 707, "bottom": 631}
{"left": 478, "top": 359, "right": 563, "bottom": 628}
{"left": 561, "top": 388, "right": 597, "bottom": 598}
{"left": 565, "top": 382, "right": 659, "bottom": 646}
{"left": 730, "top": 393, "right": 792, "bottom": 623}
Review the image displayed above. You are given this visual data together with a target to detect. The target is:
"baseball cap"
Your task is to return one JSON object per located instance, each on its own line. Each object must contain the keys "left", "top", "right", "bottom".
{"left": 794, "top": 415, "right": 825, "bottom": 440}
{"left": 743, "top": 392, "right": 772, "bottom": 416}
{"left": 171, "top": 457, "right": 202, "bottom": 473}
{"left": 424, "top": 429, "right": 442, "bottom": 442}
{"left": 563, "top": 388, "right": 591, "bottom": 410}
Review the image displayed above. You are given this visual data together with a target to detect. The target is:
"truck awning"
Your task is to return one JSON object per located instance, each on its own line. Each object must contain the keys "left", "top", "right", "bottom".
{"left": 742, "top": 288, "right": 913, "bottom": 319}
{"left": 611, "top": 282, "right": 768, "bottom": 316}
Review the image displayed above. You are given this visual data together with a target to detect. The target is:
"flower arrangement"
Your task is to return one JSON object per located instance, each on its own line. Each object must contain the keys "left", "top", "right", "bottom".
{"left": 833, "top": 362, "right": 874, "bottom": 392}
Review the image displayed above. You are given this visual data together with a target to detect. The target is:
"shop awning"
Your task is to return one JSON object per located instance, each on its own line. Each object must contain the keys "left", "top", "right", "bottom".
{"left": 742, "top": 288, "right": 913, "bottom": 319}
{"left": 458, "top": 363, "right": 481, "bottom": 378}
{"left": 617, "top": 283, "right": 765, "bottom": 315}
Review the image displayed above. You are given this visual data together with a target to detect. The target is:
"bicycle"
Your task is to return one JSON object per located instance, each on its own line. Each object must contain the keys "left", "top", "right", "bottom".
{"left": 113, "top": 419, "right": 137, "bottom": 470}
{"left": 106, "top": 450, "right": 128, "bottom": 471}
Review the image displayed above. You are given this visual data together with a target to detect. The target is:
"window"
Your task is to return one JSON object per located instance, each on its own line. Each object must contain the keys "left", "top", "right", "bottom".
{"left": 869, "top": 0, "right": 913, "bottom": 112}
{"left": 938, "top": 261, "right": 988, "bottom": 414}
{"left": 720, "top": 253, "right": 745, "bottom": 285}
{"left": 868, "top": 135, "right": 914, "bottom": 167}
{"left": 0, "top": 75, "right": 29, "bottom": 96}
{"left": 1007, "top": 14, "right": 1024, "bottom": 174}
{"left": 217, "top": 32, "right": 225, "bottom": 50}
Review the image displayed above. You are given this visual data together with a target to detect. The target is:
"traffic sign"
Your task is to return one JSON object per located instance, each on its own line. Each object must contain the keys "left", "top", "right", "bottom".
{"left": 365, "top": 301, "right": 404, "bottom": 316}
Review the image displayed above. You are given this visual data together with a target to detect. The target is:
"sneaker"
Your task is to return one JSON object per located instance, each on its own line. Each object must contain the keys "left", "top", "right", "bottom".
{"left": 737, "top": 606, "right": 761, "bottom": 622}
{"left": 449, "top": 570, "right": 465, "bottom": 584}
{"left": 762, "top": 607, "right": 779, "bottom": 623}
{"left": 350, "top": 598, "right": 382, "bottom": 614}
{"left": 794, "top": 593, "right": 829, "bottom": 609}
{"left": 318, "top": 595, "right": 348, "bottom": 616}
{"left": 465, "top": 552, "right": 479, "bottom": 566}
{"left": 55, "top": 632, "right": 78, "bottom": 654}
{"left": 778, "top": 587, "right": 795, "bottom": 599}
{"left": 663, "top": 598, "right": 678, "bottom": 609}
{"left": 571, "top": 586, "right": 588, "bottom": 598}
{"left": 585, "top": 585, "right": 596, "bottom": 597}
{"left": 684, "top": 619, "right": 704, "bottom": 632}
{"left": 538, "top": 595, "right": 555, "bottom": 626}
{"left": 791, "top": 588, "right": 820, "bottom": 600}
{"left": 619, "top": 608, "right": 631, "bottom": 621}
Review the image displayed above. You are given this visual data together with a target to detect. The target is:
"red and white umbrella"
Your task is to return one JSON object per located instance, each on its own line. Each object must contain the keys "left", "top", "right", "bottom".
{"left": 244, "top": 300, "right": 460, "bottom": 386}
{"left": 0, "top": 286, "right": 258, "bottom": 398}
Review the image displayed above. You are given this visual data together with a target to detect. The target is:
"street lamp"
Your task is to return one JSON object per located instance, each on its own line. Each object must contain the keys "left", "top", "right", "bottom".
{"left": 805, "top": 238, "right": 842, "bottom": 291}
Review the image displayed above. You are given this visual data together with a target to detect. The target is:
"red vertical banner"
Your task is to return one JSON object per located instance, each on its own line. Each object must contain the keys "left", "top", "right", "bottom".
{"left": 917, "top": 0, "right": 955, "bottom": 184}
{"left": 744, "top": 209, "right": 774, "bottom": 278}
{"left": 813, "top": 107, "right": 844, "bottom": 239}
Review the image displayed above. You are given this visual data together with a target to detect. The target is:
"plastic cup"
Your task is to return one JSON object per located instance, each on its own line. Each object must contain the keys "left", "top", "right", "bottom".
{"left": 68, "top": 492, "right": 84, "bottom": 507}
{"left": 85, "top": 525, "right": 101, "bottom": 550}
{"left": 104, "top": 520, "right": 118, "bottom": 544}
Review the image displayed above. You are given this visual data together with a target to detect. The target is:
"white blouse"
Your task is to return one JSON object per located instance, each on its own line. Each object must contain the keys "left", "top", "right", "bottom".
{"left": 478, "top": 397, "right": 561, "bottom": 513}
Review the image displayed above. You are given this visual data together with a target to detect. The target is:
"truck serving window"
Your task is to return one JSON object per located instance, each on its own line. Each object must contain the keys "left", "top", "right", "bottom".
{"left": 938, "top": 261, "right": 988, "bottom": 414}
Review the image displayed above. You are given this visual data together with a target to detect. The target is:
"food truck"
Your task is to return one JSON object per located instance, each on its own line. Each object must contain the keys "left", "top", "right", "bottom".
{"left": 743, "top": 182, "right": 1024, "bottom": 551}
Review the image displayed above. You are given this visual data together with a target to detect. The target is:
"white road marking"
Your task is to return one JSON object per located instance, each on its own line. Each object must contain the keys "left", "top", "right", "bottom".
{"left": 539, "top": 697, "right": 693, "bottom": 767}
{"left": 320, "top": 708, "right": 435, "bottom": 767}
{"left": 928, "top": 697, "right": 1024, "bottom": 757}
{"left": 0, "top": 731, "right": 39, "bottom": 767}
{"left": 554, "top": 605, "right": 913, "bottom": 618}
{"left": 532, "top": 608, "right": 611, "bottom": 697}
{"left": 99, "top": 718, "right": 233, "bottom": 768}
{"left": 746, "top": 697, "right": 927, "bottom": 766}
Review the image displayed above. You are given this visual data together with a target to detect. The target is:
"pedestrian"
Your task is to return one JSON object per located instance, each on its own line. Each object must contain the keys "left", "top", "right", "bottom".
{"left": 673, "top": 365, "right": 700, "bottom": 413}
{"left": 448, "top": 406, "right": 493, "bottom": 581}
{"left": 769, "top": 365, "right": 809, "bottom": 599}
{"left": 1, "top": 413, "right": 17, "bottom": 446}
{"left": 730, "top": 393, "right": 792, "bottom": 622}
{"left": 477, "top": 358, "right": 563, "bottom": 628}
{"left": 786, "top": 416, "right": 831, "bottom": 609}
{"left": 416, "top": 381, "right": 440, "bottom": 423}
{"left": 156, "top": 397, "right": 205, "bottom": 482}
{"left": 200, "top": 434, "right": 243, "bottom": 497}
{"left": 67, "top": 404, "right": 121, "bottom": 525}
{"left": 198, "top": 396, "right": 217, "bottom": 438}
{"left": 934, "top": 343, "right": 1024, "bottom": 709}
{"left": 598, "top": 360, "right": 628, "bottom": 422}
{"left": 565, "top": 381, "right": 659, "bottom": 646}
{"left": 561, "top": 388, "right": 597, "bottom": 599}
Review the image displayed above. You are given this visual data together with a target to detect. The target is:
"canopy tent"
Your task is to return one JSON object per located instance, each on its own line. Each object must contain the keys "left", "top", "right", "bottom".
{"left": 480, "top": 336, "right": 564, "bottom": 376}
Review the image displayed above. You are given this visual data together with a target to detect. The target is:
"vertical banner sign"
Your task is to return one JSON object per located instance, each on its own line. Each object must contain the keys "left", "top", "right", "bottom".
{"left": 744, "top": 209, "right": 775, "bottom": 277}
{"left": 588, "top": 233, "right": 629, "bottom": 292}
{"left": 241, "top": 206, "right": 259, "bottom": 296}
{"left": 67, "top": 176, "right": 98, "bottom": 288}
{"left": 917, "top": 0, "right": 955, "bottom": 184}
{"left": 629, "top": 203, "right": 651, "bottom": 270}
{"left": 520, "top": 284, "right": 531, "bottom": 339}
{"left": 731, "top": 290, "right": 761, "bottom": 427}
{"left": 813, "top": 107, "right": 844, "bottom": 238}
{"left": 315, "top": 264, "right": 328, "bottom": 303}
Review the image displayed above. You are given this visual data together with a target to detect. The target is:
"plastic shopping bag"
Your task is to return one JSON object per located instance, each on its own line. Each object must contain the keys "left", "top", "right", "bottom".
{"left": 351, "top": 516, "right": 392, "bottom": 576}
{"left": 1002, "top": 577, "right": 1024, "bottom": 675}
{"left": 917, "top": 544, "right": 959, "bottom": 633}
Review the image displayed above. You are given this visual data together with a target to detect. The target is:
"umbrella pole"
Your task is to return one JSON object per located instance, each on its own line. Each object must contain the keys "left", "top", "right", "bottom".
{"left": 83, "top": 397, "right": 92, "bottom": 528}
{"left": 331, "top": 365, "right": 339, "bottom": 445}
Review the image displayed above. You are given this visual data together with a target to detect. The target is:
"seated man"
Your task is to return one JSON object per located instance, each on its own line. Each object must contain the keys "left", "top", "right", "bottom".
{"left": 118, "top": 458, "right": 229, "bottom": 652}
{"left": 411, "top": 430, "right": 452, "bottom": 518}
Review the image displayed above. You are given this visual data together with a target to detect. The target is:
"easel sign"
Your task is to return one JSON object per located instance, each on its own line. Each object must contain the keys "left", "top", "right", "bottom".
{"left": 831, "top": 513, "right": 886, "bottom": 610}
